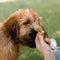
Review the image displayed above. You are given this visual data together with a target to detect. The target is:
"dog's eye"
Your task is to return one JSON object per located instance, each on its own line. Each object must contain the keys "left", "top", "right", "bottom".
{"left": 24, "top": 21, "right": 30, "bottom": 25}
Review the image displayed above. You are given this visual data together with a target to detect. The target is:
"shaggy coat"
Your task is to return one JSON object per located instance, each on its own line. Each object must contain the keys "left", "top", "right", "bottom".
{"left": 0, "top": 9, "right": 48, "bottom": 60}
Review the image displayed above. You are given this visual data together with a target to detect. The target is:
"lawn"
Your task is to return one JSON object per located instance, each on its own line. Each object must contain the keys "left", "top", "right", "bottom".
{"left": 0, "top": 0, "right": 60, "bottom": 60}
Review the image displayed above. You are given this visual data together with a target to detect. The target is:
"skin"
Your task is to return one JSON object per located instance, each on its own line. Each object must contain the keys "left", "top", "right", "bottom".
{"left": 35, "top": 31, "right": 56, "bottom": 60}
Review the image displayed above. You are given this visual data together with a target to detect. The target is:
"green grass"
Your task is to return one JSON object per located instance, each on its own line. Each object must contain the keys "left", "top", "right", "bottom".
{"left": 0, "top": 0, "right": 60, "bottom": 60}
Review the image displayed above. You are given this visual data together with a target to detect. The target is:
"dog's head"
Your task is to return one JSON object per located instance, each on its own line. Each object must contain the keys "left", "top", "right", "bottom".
{"left": 3, "top": 9, "right": 48, "bottom": 48}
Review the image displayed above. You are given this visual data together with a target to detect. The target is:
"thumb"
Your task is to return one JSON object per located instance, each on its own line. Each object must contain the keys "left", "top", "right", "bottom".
{"left": 38, "top": 31, "right": 44, "bottom": 41}
{"left": 35, "top": 35, "right": 41, "bottom": 50}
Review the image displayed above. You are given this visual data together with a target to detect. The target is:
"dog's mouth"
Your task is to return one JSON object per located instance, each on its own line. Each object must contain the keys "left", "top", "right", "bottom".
{"left": 24, "top": 29, "right": 37, "bottom": 48}
{"left": 23, "top": 28, "right": 48, "bottom": 48}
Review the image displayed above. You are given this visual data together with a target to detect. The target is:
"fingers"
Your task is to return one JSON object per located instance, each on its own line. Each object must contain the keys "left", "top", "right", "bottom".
{"left": 44, "top": 38, "right": 50, "bottom": 45}
{"left": 36, "top": 31, "right": 44, "bottom": 41}
{"left": 39, "top": 31, "right": 44, "bottom": 36}
{"left": 35, "top": 31, "right": 50, "bottom": 46}
{"left": 35, "top": 31, "right": 44, "bottom": 46}
{"left": 35, "top": 35, "right": 41, "bottom": 50}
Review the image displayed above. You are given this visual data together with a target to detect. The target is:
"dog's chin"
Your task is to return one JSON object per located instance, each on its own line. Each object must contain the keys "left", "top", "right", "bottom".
{"left": 24, "top": 29, "right": 37, "bottom": 48}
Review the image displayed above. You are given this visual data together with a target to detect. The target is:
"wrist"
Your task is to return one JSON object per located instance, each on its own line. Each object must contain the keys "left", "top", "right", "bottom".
{"left": 43, "top": 49, "right": 56, "bottom": 60}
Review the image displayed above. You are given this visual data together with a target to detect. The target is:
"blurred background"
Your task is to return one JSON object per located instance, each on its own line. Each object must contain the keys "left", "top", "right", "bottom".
{"left": 0, "top": 0, "right": 60, "bottom": 60}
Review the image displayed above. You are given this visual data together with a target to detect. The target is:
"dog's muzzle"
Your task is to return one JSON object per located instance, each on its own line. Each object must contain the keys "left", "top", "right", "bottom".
{"left": 24, "top": 29, "right": 37, "bottom": 48}
{"left": 24, "top": 28, "right": 48, "bottom": 48}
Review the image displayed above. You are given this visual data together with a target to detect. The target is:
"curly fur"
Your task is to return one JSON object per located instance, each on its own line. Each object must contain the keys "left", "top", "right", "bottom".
{"left": 0, "top": 9, "right": 48, "bottom": 60}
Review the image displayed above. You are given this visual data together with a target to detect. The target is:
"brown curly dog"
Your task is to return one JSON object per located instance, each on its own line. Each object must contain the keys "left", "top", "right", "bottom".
{"left": 0, "top": 9, "right": 48, "bottom": 60}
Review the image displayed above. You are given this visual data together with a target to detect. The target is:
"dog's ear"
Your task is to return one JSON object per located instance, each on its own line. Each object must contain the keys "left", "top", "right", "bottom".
{"left": 3, "top": 14, "right": 20, "bottom": 44}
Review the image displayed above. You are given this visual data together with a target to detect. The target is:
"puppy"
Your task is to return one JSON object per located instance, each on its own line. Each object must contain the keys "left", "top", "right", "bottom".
{"left": 0, "top": 9, "right": 48, "bottom": 60}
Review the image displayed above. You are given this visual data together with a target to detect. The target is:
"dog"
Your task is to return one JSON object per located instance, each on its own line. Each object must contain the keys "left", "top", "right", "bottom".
{"left": 0, "top": 9, "right": 48, "bottom": 60}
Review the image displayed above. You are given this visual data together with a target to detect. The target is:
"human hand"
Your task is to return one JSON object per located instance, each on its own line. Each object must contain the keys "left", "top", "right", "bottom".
{"left": 35, "top": 31, "right": 56, "bottom": 60}
{"left": 35, "top": 31, "right": 50, "bottom": 55}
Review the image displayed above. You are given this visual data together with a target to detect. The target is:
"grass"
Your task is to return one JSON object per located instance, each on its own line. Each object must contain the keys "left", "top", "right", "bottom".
{"left": 0, "top": 0, "right": 60, "bottom": 60}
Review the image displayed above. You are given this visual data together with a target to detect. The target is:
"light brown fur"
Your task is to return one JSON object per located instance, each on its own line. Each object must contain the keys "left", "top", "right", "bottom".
{"left": 0, "top": 9, "right": 47, "bottom": 60}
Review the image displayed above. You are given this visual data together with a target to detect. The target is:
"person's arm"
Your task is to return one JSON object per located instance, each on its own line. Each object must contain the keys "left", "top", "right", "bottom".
{"left": 44, "top": 48, "right": 56, "bottom": 60}
{"left": 35, "top": 31, "right": 56, "bottom": 60}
